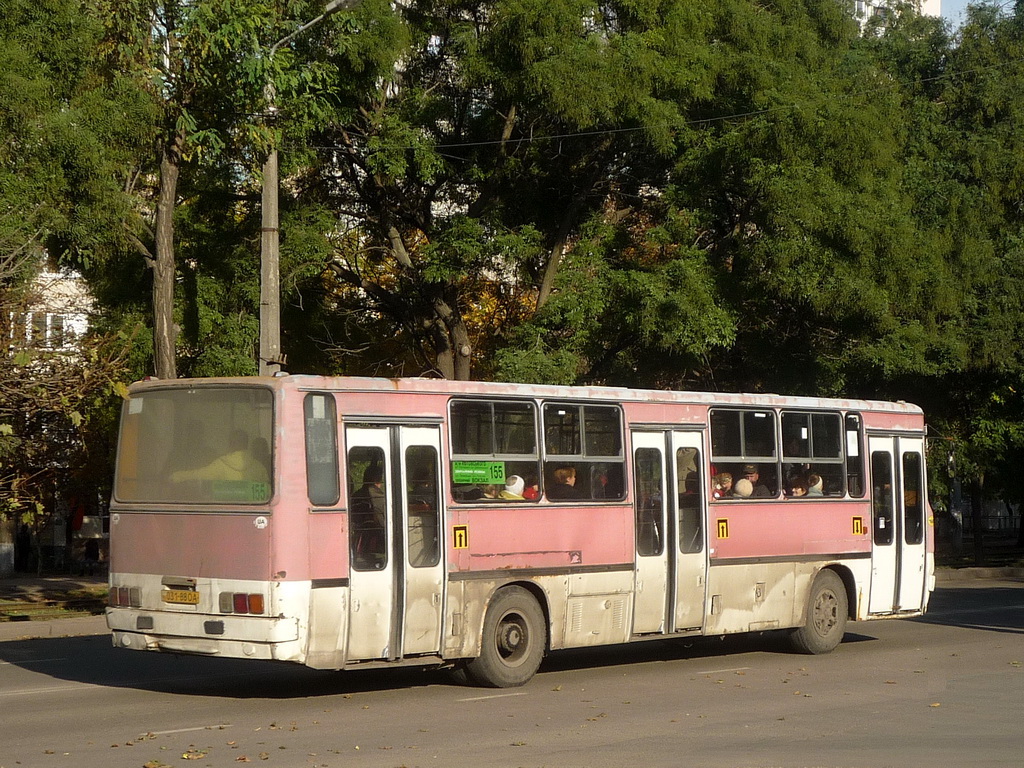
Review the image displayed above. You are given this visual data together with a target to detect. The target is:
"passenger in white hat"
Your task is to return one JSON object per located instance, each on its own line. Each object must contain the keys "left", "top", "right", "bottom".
{"left": 501, "top": 475, "right": 526, "bottom": 500}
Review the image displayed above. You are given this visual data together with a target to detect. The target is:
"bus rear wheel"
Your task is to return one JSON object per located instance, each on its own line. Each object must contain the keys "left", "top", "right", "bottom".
{"left": 790, "top": 569, "right": 848, "bottom": 654}
{"left": 466, "top": 586, "right": 546, "bottom": 688}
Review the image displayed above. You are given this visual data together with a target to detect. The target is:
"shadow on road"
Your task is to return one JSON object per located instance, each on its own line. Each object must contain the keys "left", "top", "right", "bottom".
{"left": 0, "top": 622, "right": 881, "bottom": 700}
{"left": 912, "top": 585, "right": 1024, "bottom": 635}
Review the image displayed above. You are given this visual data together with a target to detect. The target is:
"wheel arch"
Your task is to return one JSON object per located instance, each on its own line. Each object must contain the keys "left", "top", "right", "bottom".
{"left": 482, "top": 579, "right": 552, "bottom": 653}
{"left": 821, "top": 564, "right": 857, "bottom": 621}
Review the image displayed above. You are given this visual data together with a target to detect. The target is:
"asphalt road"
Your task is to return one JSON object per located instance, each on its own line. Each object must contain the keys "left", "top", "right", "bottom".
{"left": 1, "top": 576, "right": 1021, "bottom": 768}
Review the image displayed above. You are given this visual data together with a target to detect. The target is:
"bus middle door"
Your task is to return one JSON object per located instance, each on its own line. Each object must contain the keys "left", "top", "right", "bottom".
{"left": 670, "top": 431, "right": 707, "bottom": 633}
{"left": 632, "top": 431, "right": 670, "bottom": 634}
{"left": 345, "top": 425, "right": 445, "bottom": 662}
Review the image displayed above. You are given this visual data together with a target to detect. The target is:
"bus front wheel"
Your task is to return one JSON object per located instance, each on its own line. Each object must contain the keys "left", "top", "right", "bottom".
{"left": 790, "top": 569, "right": 848, "bottom": 654}
{"left": 466, "top": 586, "right": 546, "bottom": 688}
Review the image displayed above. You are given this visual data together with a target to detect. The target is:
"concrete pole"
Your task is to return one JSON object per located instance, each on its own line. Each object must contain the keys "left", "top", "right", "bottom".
{"left": 258, "top": 0, "right": 360, "bottom": 376}
{"left": 259, "top": 144, "right": 281, "bottom": 376}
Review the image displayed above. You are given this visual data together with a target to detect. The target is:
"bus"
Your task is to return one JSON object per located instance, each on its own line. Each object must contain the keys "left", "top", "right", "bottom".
{"left": 107, "top": 376, "right": 934, "bottom": 687}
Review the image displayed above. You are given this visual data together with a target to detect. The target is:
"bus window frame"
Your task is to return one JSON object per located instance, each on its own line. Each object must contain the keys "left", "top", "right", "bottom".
{"left": 780, "top": 409, "right": 846, "bottom": 498}
{"left": 113, "top": 384, "right": 275, "bottom": 506}
{"left": 710, "top": 408, "right": 780, "bottom": 499}
{"left": 541, "top": 401, "right": 626, "bottom": 502}
{"left": 304, "top": 392, "right": 340, "bottom": 507}
{"left": 448, "top": 397, "right": 541, "bottom": 503}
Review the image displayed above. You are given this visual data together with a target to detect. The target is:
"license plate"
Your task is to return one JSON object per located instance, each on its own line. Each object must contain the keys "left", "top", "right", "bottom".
{"left": 162, "top": 590, "right": 200, "bottom": 605}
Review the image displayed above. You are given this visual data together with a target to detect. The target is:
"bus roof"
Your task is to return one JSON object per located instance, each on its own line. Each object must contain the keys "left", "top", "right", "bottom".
{"left": 126, "top": 374, "right": 924, "bottom": 417}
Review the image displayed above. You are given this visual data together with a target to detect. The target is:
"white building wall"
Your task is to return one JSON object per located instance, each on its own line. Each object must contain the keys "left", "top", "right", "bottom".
{"left": 7, "top": 270, "right": 92, "bottom": 352}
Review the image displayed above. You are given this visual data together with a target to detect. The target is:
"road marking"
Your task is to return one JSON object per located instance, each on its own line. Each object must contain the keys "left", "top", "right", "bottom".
{"left": 0, "top": 682, "right": 103, "bottom": 697}
{"left": 0, "top": 658, "right": 67, "bottom": 666}
{"left": 457, "top": 692, "right": 529, "bottom": 702}
{"left": 697, "top": 666, "right": 751, "bottom": 675}
{"left": 141, "top": 725, "right": 232, "bottom": 737}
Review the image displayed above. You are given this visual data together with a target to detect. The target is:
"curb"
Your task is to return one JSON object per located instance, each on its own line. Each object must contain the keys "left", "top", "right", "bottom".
{"left": 0, "top": 614, "right": 108, "bottom": 643}
{"left": 935, "top": 566, "right": 1024, "bottom": 581}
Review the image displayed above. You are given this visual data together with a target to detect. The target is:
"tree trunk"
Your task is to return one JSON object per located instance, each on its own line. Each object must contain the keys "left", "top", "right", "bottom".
{"left": 152, "top": 133, "right": 182, "bottom": 379}
{"left": 970, "top": 476, "right": 986, "bottom": 566}
{"left": 451, "top": 315, "right": 472, "bottom": 381}
{"left": 427, "top": 289, "right": 472, "bottom": 380}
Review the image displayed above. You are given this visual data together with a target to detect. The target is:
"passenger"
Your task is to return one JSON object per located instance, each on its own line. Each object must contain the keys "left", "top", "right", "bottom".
{"left": 742, "top": 464, "right": 772, "bottom": 497}
{"left": 501, "top": 475, "right": 526, "bottom": 500}
{"left": 547, "top": 466, "right": 585, "bottom": 500}
{"left": 712, "top": 472, "right": 733, "bottom": 499}
{"left": 171, "top": 429, "right": 269, "bottom": 484}
{"left": 351, "top": 465, "right": 386, "bottom": 565}
{"left": 352, "top": 465, "right": 386, "bottom": 527}
{"left": 522, "top": 475, "right": 540, "bottom": 500}
{"left": 789, "top": 479, "right": 808, "bottom": 497}
{"left": 807, "top": 473, "right": 824, "bottom": 496}
{"left": 481, "top": 484, "right": 502, "bottom": 499}
{"left": 733, "top": 478, "right": 753, "bottom": 498}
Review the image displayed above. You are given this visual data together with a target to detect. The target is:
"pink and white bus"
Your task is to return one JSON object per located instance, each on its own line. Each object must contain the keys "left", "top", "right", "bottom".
{"left": 107, "top": 376, "right": 933, "bottom": 687}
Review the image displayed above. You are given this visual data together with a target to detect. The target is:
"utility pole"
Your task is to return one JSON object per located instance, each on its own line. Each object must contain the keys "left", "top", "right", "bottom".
{"left": 259, "top": 0, "right": 361, "bottom": 376}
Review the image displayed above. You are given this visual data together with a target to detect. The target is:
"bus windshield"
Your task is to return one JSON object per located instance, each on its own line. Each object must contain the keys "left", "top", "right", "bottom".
{"left": 114, "top": 386, "right": 274, "bottom": 504}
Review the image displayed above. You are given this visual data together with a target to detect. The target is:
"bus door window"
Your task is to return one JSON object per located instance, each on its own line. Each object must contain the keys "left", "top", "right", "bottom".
{"left": 406, "top": 445, "right": 440, "bottom": 568}
{"left": 348, "top": 447, "right": 388, "bottom": 570}
{"left": 871, "top": 451, "right": 894, "bottom": 545}
{"left": 677, "top": 447, "right": 703, "bottom": 553}
{"left": 634, "top": 447, "right": 663, "bottom": 556}
{"left": 902, "top": 452, "right": 924, "bottom": 545}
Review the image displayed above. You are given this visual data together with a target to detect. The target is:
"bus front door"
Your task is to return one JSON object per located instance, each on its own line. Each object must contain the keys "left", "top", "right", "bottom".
{"left": 867, "top": 435, "right": 928, "bottom": 614}
{"left": 345, "top": 425, "right": 445, "bottom": 662}
{"left": 631, "top": 430, "right": 707, "bottom": 635}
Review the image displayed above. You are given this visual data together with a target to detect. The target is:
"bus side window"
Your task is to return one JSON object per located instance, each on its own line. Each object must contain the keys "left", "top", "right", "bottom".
{"left": 449, "top": 399, "right": 540, "bottom": 503}
{"left": 781, "top": 411, "right": 843, "bottom": 497}
{"left": 845, "top": 413, "right": 865, "bottom": 497}
{"left": 304, "top": 393, "right": 339, "bottom": 507}
{"left": 710, "top": 409, "right": 779, "bottom": 498}
{"left": 543, "top": 403, "right": 625, "bottom": 501}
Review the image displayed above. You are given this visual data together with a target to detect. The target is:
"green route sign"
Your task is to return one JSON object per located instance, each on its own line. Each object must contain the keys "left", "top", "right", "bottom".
{"left": 452, "top": 461, "right": 505, "bottom": 484}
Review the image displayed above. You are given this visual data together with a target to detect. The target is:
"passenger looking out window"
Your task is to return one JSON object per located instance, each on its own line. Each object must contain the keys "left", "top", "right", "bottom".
{"left": 547, "top": 466, "right": 585, "bottom": 500}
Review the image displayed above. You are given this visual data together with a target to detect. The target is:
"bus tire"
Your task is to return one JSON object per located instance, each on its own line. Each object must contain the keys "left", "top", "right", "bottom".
{"left": 790, "top": 569, "right": 848, "bottom": 655}
{"left": 466, "top": 586, "right": 546, "bottom": 688}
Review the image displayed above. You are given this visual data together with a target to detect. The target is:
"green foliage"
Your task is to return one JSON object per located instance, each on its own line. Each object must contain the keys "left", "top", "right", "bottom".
{"left": 13, "top": 0, "right": 1024, "bottom": 535}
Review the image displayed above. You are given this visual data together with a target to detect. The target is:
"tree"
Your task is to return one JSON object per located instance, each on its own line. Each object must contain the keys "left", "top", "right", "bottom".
{"left": 266, "top": 0, "right": 733, "bottom": 379}
{"left": 86, "top": 0, "right": 296, "bottom": 379}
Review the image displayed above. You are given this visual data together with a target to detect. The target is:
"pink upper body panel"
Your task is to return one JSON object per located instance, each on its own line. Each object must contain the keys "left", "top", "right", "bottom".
{"left": 112, "top": 375, "right": 926, "bottom": 582}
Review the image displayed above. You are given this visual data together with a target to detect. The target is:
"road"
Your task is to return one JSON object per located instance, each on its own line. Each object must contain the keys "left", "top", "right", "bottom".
{"left": 1, "top": 577, "right": 1021, "bottom": 768}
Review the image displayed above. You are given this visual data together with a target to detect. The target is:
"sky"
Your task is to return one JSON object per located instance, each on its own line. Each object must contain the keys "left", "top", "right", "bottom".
{"left": 942, "top": 0, "right": 971, "bottom": 25}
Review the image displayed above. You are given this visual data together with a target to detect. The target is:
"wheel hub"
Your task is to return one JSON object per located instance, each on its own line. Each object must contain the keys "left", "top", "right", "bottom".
{"left": 499, "top": 620, "right": 524, "bottom": 654}
{"left": 813, "top": 591, "right": 838, "bottom": 635}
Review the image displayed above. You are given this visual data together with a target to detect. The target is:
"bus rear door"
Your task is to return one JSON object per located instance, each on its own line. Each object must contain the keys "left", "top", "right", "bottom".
{"left": 345, "top": 424, "right": 445, "bottom": 662}
{"left": 867, "top": 434, "right": 927, "bottom": 614}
